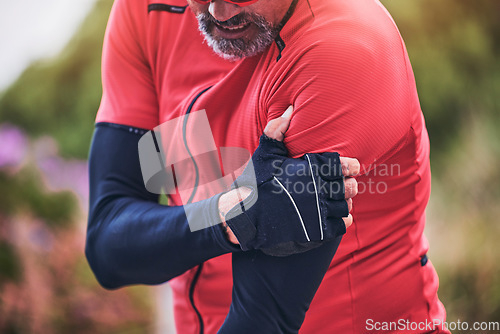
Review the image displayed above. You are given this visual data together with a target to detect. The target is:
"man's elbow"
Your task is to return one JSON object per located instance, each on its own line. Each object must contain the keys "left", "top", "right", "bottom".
{"left": 85, "top": 235, "right": 124, "bottom": 290}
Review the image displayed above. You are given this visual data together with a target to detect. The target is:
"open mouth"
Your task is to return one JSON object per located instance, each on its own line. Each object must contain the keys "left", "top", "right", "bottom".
{"left": 213, "top": 21, "right": 252, "bottom": 39}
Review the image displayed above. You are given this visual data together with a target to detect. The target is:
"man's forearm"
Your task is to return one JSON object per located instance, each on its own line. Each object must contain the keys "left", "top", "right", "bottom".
{"left": 85, "top": 124, "right": 238, "bottom": 289}
{"left": 219, "top": 236, "right": 343, "bottom": 334}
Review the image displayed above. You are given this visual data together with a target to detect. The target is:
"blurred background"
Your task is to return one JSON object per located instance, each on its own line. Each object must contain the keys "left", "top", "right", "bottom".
{"left": 0, "top": 0, "right": 498, "bottom": 333}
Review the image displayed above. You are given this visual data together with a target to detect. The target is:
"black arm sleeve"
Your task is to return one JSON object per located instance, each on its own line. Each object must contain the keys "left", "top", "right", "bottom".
{"left": 85, "top": 123, "right": 239, "bottom": 289}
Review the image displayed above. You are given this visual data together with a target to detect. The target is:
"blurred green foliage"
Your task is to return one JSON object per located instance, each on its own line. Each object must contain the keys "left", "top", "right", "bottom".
{"left": 0, "top": 0, "right": 113, "bottom": 158}
{"left": 383, "top": 0, "right": 500, "bottom": 324}
{"left": 0, "top": 241, "right": 22, "bottom": 283}
{"left": 0, "top": 170, "right": 76, "bottom": 228}
{"left": 383, "top": 0, "right": 500, "bottom": 168}
{"left": 0, "top": 162, "right": 153, "bottom": 332}
{"left": 0, "top": 2, "right": 153, "bottom": 333}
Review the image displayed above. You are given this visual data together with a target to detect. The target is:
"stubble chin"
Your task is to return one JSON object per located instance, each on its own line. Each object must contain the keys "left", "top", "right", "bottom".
{"left": 196, "top": 12, "right": 278, "bottom": 61}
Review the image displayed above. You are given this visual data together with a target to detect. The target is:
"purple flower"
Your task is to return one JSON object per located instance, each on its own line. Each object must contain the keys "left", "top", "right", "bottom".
{"left": 37, "top": 154, "right": 89, "bottom": 210}
{"left": 0, "top": 124, "right": 28, "bottom": 168}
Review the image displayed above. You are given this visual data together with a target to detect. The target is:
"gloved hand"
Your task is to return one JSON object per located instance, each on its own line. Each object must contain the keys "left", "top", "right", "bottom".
{"left": 224, "top": 134, "right": 349, "bottom": 256}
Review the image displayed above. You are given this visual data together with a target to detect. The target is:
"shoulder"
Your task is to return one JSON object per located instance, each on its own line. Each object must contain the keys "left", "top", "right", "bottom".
{"left": 263, "top": 1, "right": 416, "bottom": 159}
{"left": 272, "top": 0, "right": 414, "bottom": 115}
{"left": 289, "top": 0, "right": 407, "bottom": 73}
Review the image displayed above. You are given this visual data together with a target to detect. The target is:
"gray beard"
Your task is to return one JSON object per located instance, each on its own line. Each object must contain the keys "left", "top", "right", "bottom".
{"left": 196, "top": 12, "right": 279, "bottom": 61}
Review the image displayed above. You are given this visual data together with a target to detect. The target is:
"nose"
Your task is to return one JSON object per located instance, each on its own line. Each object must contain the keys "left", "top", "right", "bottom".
{"left": 208, "top": 0, "right": 242, "bottom": 22}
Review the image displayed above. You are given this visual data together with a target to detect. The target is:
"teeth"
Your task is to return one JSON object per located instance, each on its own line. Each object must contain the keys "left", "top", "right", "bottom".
{"left": 221, "top": 23, "right": 249, "bottom": 31}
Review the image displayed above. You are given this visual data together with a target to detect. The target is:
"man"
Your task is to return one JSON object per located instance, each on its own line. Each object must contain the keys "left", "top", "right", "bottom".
{"left": 86, "top": 0, "right": 449, "bottom": 333}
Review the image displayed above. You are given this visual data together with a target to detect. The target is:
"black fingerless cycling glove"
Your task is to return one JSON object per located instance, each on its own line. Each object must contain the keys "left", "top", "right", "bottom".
{"left": 225, "top": 135, "right": 348, "bottom": 256}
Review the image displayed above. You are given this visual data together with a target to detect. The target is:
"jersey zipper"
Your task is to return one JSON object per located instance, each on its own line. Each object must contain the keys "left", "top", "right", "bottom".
{"left": 183, "top": 85, "right": 212, "bottom": 334}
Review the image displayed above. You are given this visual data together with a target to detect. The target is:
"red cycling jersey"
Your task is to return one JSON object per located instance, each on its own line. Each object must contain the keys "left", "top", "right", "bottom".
{"left": 96, "top": 0, "right": 449, "bottom": 332}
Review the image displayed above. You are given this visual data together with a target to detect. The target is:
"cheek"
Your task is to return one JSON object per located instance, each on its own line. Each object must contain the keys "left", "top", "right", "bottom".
{"left": 187, "top": 1, "right": 206, "bottom": 15}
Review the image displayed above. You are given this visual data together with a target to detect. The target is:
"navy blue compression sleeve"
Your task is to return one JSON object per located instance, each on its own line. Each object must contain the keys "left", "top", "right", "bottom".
{"left": 85, "top": 123, "right": 239, "bottom": 289}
